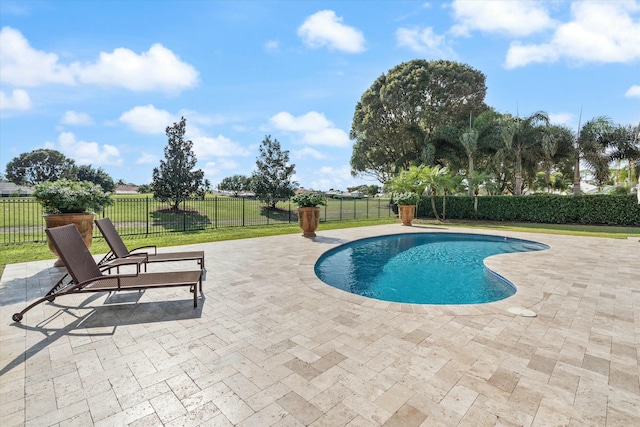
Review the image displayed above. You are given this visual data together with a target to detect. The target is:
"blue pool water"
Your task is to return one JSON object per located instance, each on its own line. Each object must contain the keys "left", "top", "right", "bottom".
{"left": 314, "top": 233, "right": 549, "bottom": 305}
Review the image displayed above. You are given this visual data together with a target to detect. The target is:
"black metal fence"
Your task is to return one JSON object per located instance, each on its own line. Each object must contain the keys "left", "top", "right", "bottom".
{"left": 1, "top": 196, "right": 394, "bottom": 244}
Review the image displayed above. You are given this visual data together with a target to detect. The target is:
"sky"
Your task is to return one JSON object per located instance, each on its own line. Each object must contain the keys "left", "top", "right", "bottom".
{"left": 1, "top": 0, "right": 639, "bottom": 191}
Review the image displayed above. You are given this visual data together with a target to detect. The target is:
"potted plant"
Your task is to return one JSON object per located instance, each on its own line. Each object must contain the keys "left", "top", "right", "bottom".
{"left": 291, "top": 192, "right": 326, "bottom": 237}
{"left": 394, "top": 192, "right": 420, "bottom": 226}
{"left": 33, "top": 179, "right": 113, "bottom": 266}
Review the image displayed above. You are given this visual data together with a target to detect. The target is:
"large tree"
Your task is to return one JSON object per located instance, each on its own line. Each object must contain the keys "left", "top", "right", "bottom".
{"left": 250, "top": 135, "right": 297, "bottom": 208}
{"left": 218, "top": 174, "right": 251, "bottom": 197}
{"left": 151, "top": 117, "right": 205, "bottom": 211}
{"left": 5, "top": 149, "right": 76, "bottom": 185}
{"left": 76, "top": 164, "right": 116, "bottom": 193}
{"left": 350, "top": 59, "right": 488, "bottom": 183}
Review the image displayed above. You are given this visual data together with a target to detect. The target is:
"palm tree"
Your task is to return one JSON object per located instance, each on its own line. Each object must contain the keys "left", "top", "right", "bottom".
{"left": 500, "top": 111, "right": 550, "bottom": 195}
{"left": 385, "top": 165, "right": 428, "bottom": 195}
{"left": 385, "top": 165, "right": 429, "bottom": 219}
{"left": 422, "top": 165, "right": 448, "bottom": 221}
{"left": 572, "top": 116, "right": 614, "bottom": 194}
{"left": 458, "top": 110, "right": 502, "bottom": 196}
{"left": 460, "top": 128, "right": 478, "bottom": 196}
{"left": 439, "top": 172, "right": 462, "bottom": 221}
{"left": 608, "top": 123, "right": 640, "bottom": 185}
{"left": 538, "top": 124, "right": 574, "bottom": 193}
{"left": 468, "top": 171, "right": 491, "bottom": 218}
{"left": 541, "top": 130, "right": 557, "bottom": 192}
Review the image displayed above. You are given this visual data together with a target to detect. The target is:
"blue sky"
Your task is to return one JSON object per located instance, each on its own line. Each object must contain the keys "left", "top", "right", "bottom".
{"left": 1, "top": 0, "right": 639, "bottom": 191}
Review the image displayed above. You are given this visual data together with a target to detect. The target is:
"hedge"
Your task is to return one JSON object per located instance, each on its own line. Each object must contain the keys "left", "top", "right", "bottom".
{"left": 413, "top": 194, "right": 640, "bottom": 226}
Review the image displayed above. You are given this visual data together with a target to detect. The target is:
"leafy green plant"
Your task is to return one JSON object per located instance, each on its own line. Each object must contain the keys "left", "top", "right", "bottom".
{"left": 394, "top": 192, "right": 420, "bottom": 205}
{"left": 291, "top": 192, "right": 327, "bottom": 207}
{"left": 416, "top": 194, "right": 640, "bottom": 225}
{"left": 33, "top": 179, "right": 113, "bottom": 214}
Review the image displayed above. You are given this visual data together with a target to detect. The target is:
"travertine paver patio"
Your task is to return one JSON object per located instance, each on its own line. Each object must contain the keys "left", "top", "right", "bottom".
{"left": 0, "top": 224, "right": 638, "bottom": 426}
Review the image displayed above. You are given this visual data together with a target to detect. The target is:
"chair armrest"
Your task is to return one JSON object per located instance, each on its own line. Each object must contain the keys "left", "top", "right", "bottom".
{"left": 99, "top": 255, "right": 147, "bottom": 273}
{"left": 130, "top": 245, "right": 157, "bottom": 255}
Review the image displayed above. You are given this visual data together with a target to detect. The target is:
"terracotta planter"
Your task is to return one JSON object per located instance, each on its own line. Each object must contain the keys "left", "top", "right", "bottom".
{"left": 398, "top": 205, "right": 415, "bottom": 226}
{"left": 297, "top": 207, "right": 321, "bottom": 237}
{"left": 44, "top": 213, "right": 95, "bottom": 266}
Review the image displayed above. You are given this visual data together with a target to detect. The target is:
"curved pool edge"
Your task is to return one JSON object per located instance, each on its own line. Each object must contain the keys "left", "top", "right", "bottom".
{"left": 296, "top": 226, "right": 552, "bottom": 317}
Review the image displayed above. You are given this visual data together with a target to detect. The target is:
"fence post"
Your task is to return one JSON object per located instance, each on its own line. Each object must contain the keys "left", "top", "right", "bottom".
{"left": 242, "top": 197, "right": 245, "bottom": 227}
{"left": 353, "top": 198, "right": 357, "bottom": 219}
{"left": 146, "top": 197, "right": 150, "bottom": 236}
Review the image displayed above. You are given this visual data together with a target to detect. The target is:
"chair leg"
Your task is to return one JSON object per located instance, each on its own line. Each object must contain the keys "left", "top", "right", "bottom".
{"left": 193, "top": 285, "right": 197, "bottom": 308}
{"left": 13, "top": 295, "right": 57, "bottom": 322}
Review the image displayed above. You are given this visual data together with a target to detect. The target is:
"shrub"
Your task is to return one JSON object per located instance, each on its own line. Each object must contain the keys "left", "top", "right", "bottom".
{"left": 415, "top": 194, "right": 640, "bottom": 226}
{"left": 33, "top": 179, "right": 113, "bottom": 214}
{"left": 394, "top": 192, "right": 420, "bottom": 205}
{"left": 291, "top": 192, "right": 327, "bottom": 207}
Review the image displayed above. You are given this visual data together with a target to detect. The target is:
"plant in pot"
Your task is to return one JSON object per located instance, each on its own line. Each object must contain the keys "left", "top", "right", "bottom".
{"left": 291, "top": 192, "right": 326, "bottom": 237}
{"left": 394, "top": 192, "right": 420, "bottom": 226}
{"left": 33, "top": 179, "right": 113, "bottom": 266}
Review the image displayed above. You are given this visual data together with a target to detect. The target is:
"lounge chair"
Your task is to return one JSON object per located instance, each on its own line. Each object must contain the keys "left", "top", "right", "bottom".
{"left": 12, "top": 224, "right": 203, "bottom": 322}
{"left": 95, "top": 218, "right": 204, "bottom": 272}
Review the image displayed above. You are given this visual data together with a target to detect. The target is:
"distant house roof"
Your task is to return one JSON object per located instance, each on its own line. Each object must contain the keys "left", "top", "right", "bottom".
{"left": 0, "top": 182, "right": 33, "bottom": 197}
{"left": 115, "top": 185, "right": 139, "bottom": 194}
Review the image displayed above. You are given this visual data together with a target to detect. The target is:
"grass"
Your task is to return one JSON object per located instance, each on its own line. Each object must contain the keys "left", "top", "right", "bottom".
{"left": 1, "top": 195, "right": 394, "bottom": 242}
{"left": 1, "top": 217, "right": 638, "bottom": 278}
{"left": 0, "top": 218, "right": 397, "bottom": 276}
{"left": 435, "top": 220, "right": 640, "bottom": 239}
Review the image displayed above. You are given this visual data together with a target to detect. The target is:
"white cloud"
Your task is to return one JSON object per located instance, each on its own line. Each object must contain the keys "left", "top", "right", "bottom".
{"left": 61, "top": 110, "right": 94, "bottom": 125}
{"left": 293, "top": 147, "right": 326, "bottom": 160}
{"left": 548, "top": 112, "right": 574, "bottom": 127}
{"left": 450, "top": 0, "right": 555, "bottom": 37}
{"left": 0, "top": 89, "right": 31, "bottom": 110}
{"left": 625, "top": 85, "right": 640, "bottom": 98}
{"left": 136, "top": 153, "right": 157, "bottom": 164}
{"left": 269, "top": 111, "right": 350, "bottom": 147}
{"left": 119, "top": 105, "right": 176, "bottom": 134}
{"left": 297, "top": 10, "right": 366, "bottom": 53}
{"left": 202, "top": 160, "right": 241, "bottom": 180}
{"left": 0, "top": 27, "right": 198, "bottom": 92}
{"left": 265, "top": 40, "right": 280, "bottom": 53}
{"left": 0, "top": 26, "right": 75, "bottom": 86}
{"left": 309, "top": 165, "right": 358, "bottom": 191}
{"left": 191, "top": 135, "right": 251, "bottom": 159}
{"left": 396, "top": 27, "right": 456, "bottom": 58}
{"left": 75, "top": 43, "right": 199, "bottom": 92}
{"left": 505, "top": 2, "right": 640, "bottom": 69}
{"left": 52, "top": 132, "right": 122, "bottom": 166}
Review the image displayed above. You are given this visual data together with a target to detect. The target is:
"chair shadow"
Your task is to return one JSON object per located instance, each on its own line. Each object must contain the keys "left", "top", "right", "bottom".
{"left": 0, "top": 292, "right": 204, "bottom": 378}
{"left": 0, "top": 265, "right": 68, "bottom": 307}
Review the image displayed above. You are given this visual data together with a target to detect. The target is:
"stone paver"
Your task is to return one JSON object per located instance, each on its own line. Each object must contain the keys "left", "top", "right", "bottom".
{"left": 1, "top": 224, "right": 639, "bottom": 426}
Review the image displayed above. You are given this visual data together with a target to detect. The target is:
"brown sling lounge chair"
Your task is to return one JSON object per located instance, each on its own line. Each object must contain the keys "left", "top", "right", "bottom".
{"left": 12, "top": 224, "right": 203, "bottom": 322}
{"left": 95, "top": 218, "right": 204, "bottom": 272}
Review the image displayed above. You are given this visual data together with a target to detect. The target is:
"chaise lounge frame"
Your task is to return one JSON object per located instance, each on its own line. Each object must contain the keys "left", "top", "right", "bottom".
{"left": 95, "top": 218, "right": 205, "bottom": 272}
{"left": 12, "top": 224, "right": 203, "bottom": 323}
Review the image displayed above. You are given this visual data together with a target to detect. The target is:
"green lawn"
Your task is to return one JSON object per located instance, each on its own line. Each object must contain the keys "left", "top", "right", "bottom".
{"left": 1, "top": 195, "right": 394, "bottom": 243}
{"left": 1, "top": 218, "right": 638, "bottom": 278}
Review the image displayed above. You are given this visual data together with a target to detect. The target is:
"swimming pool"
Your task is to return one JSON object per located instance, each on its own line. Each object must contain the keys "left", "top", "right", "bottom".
{"left": 314, "top": 233, "right": 549, "bottom": 305}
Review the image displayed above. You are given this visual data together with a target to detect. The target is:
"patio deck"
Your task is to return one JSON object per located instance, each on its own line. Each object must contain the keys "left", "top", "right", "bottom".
{"left": 1, "top": 224, "right": 638, "bottom": 426}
